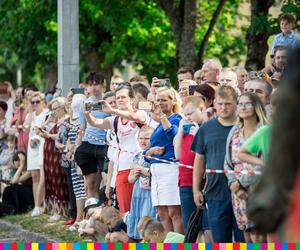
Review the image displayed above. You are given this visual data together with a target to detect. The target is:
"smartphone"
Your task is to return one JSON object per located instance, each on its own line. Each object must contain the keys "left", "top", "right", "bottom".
{"left": 38, "top": 127, "right": 47, "bottom": 134}
{"left": 158, "top": 78, "right": 171, "bottom": 87}
{"left": 189, "top": 85, "right": 200, "bottom": 95}
{"left": 85, "top": 101, "right": 103, "bottom": 111}
{"left": 71, "top": 88, "right": 85, "bottom": 94}
{"left": 138, "top": 101, "right": 153, "bottom": 112}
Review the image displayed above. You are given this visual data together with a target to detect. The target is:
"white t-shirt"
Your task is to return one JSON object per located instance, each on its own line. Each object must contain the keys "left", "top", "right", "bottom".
{"left": 106, "top": 129, "right": 118, "bottom": 188}
{"left": 107, "top": 113, "right": 147, "bottom": 171}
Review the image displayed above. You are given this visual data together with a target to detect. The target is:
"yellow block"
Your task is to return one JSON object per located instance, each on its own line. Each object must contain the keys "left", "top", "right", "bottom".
{"left": 59, "top": 243, "right": 67, "bottom": 250}
{"left": 198, "top": 243, "right": 206, "bottom": 250}
{"left": 32, "top": 243, "right": 39, "bottom": 250}
{"left": 87, "top": 243, "right": 94, "bottom": 250}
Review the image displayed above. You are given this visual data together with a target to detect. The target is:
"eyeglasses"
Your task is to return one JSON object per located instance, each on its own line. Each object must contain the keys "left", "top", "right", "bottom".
{"left": 237, "top": 102, "right": 254, "bottom": 109}
{"left": 31, "top": 100, "right": 41, "bottom": 105}
{"left": 244, "top": 88, "right": 265, "bottom": 95}
{"left": 52, "top": 106, "right": 63, "bottom": 111}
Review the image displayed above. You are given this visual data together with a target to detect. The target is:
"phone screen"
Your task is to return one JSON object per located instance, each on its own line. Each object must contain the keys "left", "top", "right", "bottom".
{"left": 71, "top": 88, "right": 85, "bottom": 94}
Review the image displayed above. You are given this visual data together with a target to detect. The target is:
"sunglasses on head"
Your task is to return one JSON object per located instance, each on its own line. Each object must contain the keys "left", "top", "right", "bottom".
{"left": 31, "top": 100, "right": 41, "bottom": 105}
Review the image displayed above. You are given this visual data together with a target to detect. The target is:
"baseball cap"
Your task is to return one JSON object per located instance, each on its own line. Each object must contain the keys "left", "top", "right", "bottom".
{"left": 83, "top": 197, "right": 100, "bottom": 213}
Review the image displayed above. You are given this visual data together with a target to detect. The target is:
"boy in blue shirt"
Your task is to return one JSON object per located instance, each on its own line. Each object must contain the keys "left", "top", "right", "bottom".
{"left": 271, "top": 13, "right": 299, "bottom": 54}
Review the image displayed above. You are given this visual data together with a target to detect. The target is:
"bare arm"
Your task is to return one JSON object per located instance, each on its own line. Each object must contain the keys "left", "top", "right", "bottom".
{"left": 173, "top": 129, "right": 183, "bottom": 160}
{"left": 84, "top": 112, "right": 111, "bottom": 130}
{"left": 160, "top": 116, "right": 172, "bottom": 130}
{"left": 238, "top": 146, "right": 264, "bottom": 166}
{"left": 193, "top": 153, "right": 206, "bottom": 207}
{"left": 112, "top": 109, "right": 146, "bottom": 124}
{"left": 128, "top": 169, "right": 137, "bottom": 184}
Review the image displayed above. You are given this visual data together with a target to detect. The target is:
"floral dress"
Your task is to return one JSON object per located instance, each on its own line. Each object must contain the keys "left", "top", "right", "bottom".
{"left": 230, "top": 128, "right": 257, "bottom": 230}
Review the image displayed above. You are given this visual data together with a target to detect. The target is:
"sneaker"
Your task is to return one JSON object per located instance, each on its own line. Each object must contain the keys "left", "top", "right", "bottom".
{"left": 65, "top": 218, "right": 76, "bottom": 226}
{"left": 31, "top": 207, "right": 41, "bottom": 217}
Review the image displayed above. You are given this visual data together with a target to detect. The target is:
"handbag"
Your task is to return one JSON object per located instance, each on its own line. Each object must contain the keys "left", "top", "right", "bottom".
{"left": 184, "top": 207, "right": 203, "bottom": 243}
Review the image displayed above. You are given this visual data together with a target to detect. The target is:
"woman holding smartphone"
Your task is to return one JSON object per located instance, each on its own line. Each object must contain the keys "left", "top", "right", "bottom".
{"left": 26, "top": 92, "right": 48, "bottom": 217}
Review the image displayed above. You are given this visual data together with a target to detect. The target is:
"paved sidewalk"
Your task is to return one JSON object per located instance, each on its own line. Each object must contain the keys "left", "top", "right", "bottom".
{"left": 0, "top": 219, "right": 57, "bottom": 242}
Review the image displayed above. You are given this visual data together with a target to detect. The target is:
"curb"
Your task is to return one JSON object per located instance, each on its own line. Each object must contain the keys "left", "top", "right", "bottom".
{"left": 0, "top": 219, "right": 58, "bottom": 242}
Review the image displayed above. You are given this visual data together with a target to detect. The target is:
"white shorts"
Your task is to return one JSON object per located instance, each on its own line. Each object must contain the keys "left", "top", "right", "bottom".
{"left": 150, "top": 162, "right": 180, "bottom": 206}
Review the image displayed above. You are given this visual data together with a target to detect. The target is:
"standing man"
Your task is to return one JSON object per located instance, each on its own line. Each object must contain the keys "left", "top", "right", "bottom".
{"left": 177, "top": 67, "right": 194, "bottom": 84}
{"left": 192, "top": 86, "right": 244, "bottom": 242}
{"left": 75, "top": 72, "right": 109, "bottom": 198}
{"left": 201, "top": 59, "right": 222, "bottom": 90}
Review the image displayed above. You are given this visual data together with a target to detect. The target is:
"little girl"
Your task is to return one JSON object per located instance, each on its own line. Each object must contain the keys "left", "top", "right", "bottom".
{"left": 126, "top": 126, "right": 157, "bottom": 241}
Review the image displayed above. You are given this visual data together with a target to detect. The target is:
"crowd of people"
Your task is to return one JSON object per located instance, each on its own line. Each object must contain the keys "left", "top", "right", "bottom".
{"left": 0, "top": 13, "right": 299, "bottom": 242}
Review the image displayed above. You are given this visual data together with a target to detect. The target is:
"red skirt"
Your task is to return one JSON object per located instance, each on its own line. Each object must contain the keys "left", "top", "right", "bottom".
{"left": 116, "top": 169, "right": 134, "bottom": 213}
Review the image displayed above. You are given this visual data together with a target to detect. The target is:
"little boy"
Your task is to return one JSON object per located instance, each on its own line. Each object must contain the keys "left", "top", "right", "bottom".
{"left": 101, "top": 206, "right": 129, "bottom": 242}
{"left": 271, "top": 13, "right": 299, "bottom": 54}
{"left": 142, "top": 218, "right": 185, "bottom": 243}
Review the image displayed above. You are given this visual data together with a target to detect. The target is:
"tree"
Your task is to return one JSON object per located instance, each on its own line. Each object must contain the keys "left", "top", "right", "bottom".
{"left": 245, "top": 0, "right": 300, "bottom": 70}
{"left": 245, "top": 0, "right": 275, "bottom": 70}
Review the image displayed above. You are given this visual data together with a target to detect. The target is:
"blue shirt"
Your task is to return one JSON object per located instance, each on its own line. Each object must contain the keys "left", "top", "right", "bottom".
{"left": 79, "top": 96, "right": 109, "bottom": 145}
{"left": 147, "top": 113, "right": 182, "bottom": 164}
{"left": 191, "top": 118, "right": 232, "bottom": 201}
{"left": 271, "top": 31, "right": 299, "bottom": 52}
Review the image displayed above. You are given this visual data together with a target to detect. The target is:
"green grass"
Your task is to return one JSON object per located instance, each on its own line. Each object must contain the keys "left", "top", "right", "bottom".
{"left": 2, "top": 213, "right": 83, "bottom": 242}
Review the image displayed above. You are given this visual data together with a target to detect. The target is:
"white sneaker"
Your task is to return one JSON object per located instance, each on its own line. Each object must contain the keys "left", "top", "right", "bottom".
{"left": 31, "top": 207, "right": 41, "bottom": 217}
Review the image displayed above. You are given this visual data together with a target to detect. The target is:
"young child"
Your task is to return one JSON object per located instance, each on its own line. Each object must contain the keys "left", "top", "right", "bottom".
{"left": 78, "top": 198, "right": 108, "bottom": 240}
{"left": 142, "top": 218, "right": 185, "bottom": 243}
{"left": 126, "top": 126, "right": 157, "bottom": 241}
{"left": 173, "top": 97, "right": 208, "bottom": 232}
{"left": 100, "top": 206, "right": 129, "bottom": 243}
{"left": 137, "top": 216, "right": 154, "bottom": 242}
{"left": 271, "top": 13, "right": 299, "bottom": 54}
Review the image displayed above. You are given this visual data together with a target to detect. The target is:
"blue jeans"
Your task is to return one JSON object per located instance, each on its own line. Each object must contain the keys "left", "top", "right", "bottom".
{"left": 206, "top": 199, "right": 245, "bottom": 242}
{"left": 179, "top": 187, "right": 196, "bottom": 230}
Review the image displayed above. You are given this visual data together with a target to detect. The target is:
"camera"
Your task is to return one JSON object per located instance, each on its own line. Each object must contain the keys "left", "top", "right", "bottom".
{"left": 183, "top": 124, "right": 195, "bottom": 134}
{"left": 85, "top": 101, "right": 103, "bottom": 111}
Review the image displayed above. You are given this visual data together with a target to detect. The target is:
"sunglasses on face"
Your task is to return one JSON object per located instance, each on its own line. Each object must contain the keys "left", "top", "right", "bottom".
{"left": 31, "top": 100, "right": 41, "bottom": 105}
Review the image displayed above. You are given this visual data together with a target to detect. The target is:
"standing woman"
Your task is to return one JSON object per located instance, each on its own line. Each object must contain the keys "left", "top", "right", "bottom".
{"left": 41, "top": 97, "right": 69, "bottom": 222}
{"left": 224, "top": 92, "right": 268, "bottom": 241}
{"left": 84, "top": 83, "right": 147, "bottom": 214}
{"left": 26, "top": 92, "right": 48, "bottom": 217}
{"left": 147, "top": 87, "right": 184, "bottom": 234}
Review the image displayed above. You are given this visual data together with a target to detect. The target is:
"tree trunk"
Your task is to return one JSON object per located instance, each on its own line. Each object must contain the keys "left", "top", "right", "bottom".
{"left": 83, "top": 48, "right": 113, "bottom": 89}
{"left": 245, "top": 0, "right": 274, "bottom": 71}
{"left": 44, "top": 64, "right": 57, "bottom": 93}
{"left": 159, "top": 0, "right": 198, "bottom": 69}
{"left": 196, "top": 0, "right": 227, "bottom": 69}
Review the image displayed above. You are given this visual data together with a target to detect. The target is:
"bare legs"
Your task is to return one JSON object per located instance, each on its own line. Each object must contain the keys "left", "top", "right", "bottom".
{"left": 157, "top": 205, "right": 184, "bottom": 234}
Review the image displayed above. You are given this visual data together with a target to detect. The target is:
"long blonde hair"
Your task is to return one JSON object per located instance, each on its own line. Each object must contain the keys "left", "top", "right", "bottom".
{"left": 156, "top": 86, "right": 182, "bottom": 114}
{"left": 237, "top": 92, "right": 269, "bottom": 127}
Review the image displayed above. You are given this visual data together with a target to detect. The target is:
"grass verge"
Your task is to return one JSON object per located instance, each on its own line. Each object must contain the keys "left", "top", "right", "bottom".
{"left": 2, "top": 213, "right": 83, "bottom": 242}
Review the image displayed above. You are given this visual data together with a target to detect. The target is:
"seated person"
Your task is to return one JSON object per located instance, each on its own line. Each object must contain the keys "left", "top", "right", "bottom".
{"left": 100, "top": 206, "right": 129, "bottom": 243}
{"left": 78, "top": 197, "right": 108, "bottom": 241}
{"left": 142, "top": 217, "right": 185, "bottom": 243}
{"left": 0, "top": 152, "right": 33, "bottom": 216}
{"left": 271, "top": 13, "right": 299, "bottom": 54}
{"left": 137, "top": 216, "right": 154, "bottom": 242}
{"left": 0, "top": 135, "right": 16, "bottom": 167}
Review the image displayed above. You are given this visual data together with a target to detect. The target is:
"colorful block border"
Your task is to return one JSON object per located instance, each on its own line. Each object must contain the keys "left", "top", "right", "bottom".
{"left": 0, "top": 244, "right": 299, "bottom": 250}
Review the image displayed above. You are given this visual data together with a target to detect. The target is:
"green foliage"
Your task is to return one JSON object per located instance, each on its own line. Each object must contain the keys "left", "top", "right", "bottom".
{"left": 2, "top": 0, "right": 297, "bottom": 88}
{"left": 196, "top": 0, "right": 246, "bottom": 67}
